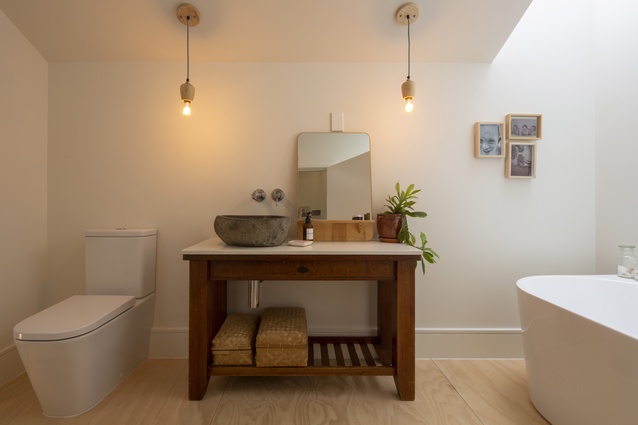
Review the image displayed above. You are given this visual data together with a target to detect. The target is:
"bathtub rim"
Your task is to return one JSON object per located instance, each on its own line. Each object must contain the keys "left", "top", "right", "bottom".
{"left": 516, "top": 273, "right": 638, "bottom": 341}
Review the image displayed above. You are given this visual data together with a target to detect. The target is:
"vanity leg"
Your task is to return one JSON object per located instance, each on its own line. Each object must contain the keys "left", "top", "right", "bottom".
{"left": 210, "top": 279, "right": 227, "bottom": 342}
{"left": 188, "top": 260, "right": 212, "bottom": 400}
{"left": 378, "top": 279, "right": 395, "bottom": 366}
{"left": 394, "top": 260, "right": 416, "bottom": 401}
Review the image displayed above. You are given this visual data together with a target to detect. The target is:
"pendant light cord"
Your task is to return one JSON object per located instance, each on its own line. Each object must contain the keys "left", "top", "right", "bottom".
{"left": 406, "top": 15, "right": 411, "bottom": 80}
{"left": 186, "top": 16, "right": 191, "bottom": 83}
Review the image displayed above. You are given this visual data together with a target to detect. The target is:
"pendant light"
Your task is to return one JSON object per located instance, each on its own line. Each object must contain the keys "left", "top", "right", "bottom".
{"left": 396, "top": 3, "right": 419, "bottom": 113}
{"left": 176, "top": 4, "right": 200, "bottom": 116}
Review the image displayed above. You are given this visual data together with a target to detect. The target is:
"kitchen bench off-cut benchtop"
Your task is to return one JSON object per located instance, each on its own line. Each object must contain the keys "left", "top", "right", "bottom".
{"left": 182, "top": 237, "right": 421, "bottom": 401}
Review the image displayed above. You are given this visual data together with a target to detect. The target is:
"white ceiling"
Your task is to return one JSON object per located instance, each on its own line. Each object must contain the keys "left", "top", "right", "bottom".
{"left": 0, "top": 0, "right": 532, "bottom": 63}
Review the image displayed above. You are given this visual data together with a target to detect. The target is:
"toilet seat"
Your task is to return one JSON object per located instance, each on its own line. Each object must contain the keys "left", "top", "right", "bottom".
{"left": 13, "top": 295, "right": 135, "bottom": 341}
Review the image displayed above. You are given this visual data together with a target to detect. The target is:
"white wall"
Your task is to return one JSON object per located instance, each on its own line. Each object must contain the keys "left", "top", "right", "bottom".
{"left": 594, "top": 0, "right": 638, "bottom": 271}
{"left": 44, "top": 0, "right": 597, "bottom": 359}
{"left": 6, "top": 0, "right": 635, "bottom": 382}
{"left": 408, "top": 0, "right": 597, "bottom": 356}
{"left": 0, "top": 11, "right": 48, "bottom": 384}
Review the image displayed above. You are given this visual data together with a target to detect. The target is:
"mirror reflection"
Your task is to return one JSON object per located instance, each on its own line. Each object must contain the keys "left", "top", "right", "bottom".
{"left": 297, "top": 132, "right": 372, "bottom": 220}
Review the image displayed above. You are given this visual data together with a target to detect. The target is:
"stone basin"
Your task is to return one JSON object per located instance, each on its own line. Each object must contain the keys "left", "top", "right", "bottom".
{"left": 214, "top": 215, "right": 291, "bottom": 247}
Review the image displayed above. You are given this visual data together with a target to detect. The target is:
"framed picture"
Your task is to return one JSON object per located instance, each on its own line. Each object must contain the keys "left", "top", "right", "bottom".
{"left": 298, "top": 206, "right": 311, "bottom": 219}
{"left": 474, "top": 122, "right": 505, "bottom": 158}
{"left": 506, "top": 114, "right": 542, "bottom": 140}
{"left": 506, "top": 142, "right": 536, "bottom": 178}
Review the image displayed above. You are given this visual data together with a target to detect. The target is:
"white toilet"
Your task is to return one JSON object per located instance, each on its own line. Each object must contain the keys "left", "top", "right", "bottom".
{"left": 13, "top": 228, "right": 157, "bottom": 418}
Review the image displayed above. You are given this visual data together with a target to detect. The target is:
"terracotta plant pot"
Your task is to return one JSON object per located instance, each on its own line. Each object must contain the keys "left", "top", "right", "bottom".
{"left": 376, "top": 213, "right": 405, "bottom": 243}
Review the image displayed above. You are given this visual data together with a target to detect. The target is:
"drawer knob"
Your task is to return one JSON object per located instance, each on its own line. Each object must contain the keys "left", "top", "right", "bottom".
{"left": 297, "top": 266, "right": 309, "bottom": 273}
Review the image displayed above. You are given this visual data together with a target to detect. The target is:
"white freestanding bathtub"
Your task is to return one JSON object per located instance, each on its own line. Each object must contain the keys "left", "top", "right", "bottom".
{"left": 516, "top": 275, "right": 638, "bottom": 425}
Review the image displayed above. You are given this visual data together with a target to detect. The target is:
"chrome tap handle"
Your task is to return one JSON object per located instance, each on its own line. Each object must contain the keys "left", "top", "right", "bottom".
{"left": 251, "top": 189, "right": 266, "bottom": 202}
{"left": 271, "top": 189, "right": 285, "bottom": 206}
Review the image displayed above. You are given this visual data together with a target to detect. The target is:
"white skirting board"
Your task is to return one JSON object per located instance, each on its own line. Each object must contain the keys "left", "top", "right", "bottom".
{"left": 1, "top": 328, "right": 523, "bottom": 387}
{"left": 0, "top": 345, "right": 25, "bottom": 388}
{"left": 416, "top": 328, "right": 524, "bottom": 358}
{"left": 148, "top": 327, "right": 524, "bottom": 360}
{"left": 149, "top": 328, "right": 190, "bottom": 358}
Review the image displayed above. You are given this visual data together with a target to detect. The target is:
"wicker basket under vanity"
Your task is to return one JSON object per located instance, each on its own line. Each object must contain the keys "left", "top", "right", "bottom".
{"left": 256, "top": 307, "right": 308, "bottom": 367}
{"left": 212, "top": 314, "right": 260, "bottom": 366}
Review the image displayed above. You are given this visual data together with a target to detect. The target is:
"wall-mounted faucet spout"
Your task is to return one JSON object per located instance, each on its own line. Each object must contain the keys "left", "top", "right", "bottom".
{"left": 271, "top": 189, "right": 285, "bottom": 206}
{"left": 248, "top": 280, "right": 263, "bottom": 308}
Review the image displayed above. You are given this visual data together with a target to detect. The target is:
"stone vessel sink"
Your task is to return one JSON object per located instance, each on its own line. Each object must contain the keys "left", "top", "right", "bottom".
{"left": 214, "top": 215, "right": 291, "bottom": 247}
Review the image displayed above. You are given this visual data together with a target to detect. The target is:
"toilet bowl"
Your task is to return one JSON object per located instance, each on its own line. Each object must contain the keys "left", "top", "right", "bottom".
{"left": 13, "top": 228, "right": 157, "bottom": 418}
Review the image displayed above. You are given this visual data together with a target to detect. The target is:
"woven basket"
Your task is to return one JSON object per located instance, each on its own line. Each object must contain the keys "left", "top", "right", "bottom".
{"left": 256, "top": 307, "right": 308, "bottom": 367}
{"left": 212, "top": 314, "right": 260, "bottom": 366}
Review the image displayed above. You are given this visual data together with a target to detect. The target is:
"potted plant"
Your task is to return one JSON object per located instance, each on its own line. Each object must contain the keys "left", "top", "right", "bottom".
{"left": 377, "top": 182, "right": 439, "bottom": 273}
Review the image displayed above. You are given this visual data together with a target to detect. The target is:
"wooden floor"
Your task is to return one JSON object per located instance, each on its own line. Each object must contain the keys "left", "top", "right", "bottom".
{"left": 0, "top": 359, "right": 550, "bottom": 425}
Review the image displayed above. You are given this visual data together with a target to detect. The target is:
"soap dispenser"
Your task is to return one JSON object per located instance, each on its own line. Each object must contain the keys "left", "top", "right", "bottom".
{"left": 303, "top": 213, "right": 314, "bottom": 241}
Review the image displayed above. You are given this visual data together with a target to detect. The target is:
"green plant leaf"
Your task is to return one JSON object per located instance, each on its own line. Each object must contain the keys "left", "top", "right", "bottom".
{"left": 384, "top": 182, "right": 439, "bottom": 274}
{"left": 382, "top": 182, "right": 439, "bottom": 275}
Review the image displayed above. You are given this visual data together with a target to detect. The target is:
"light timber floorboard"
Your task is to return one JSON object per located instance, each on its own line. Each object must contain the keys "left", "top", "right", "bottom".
{"left": 0, "top": 359, "right": 549, "bottom": 425}
{"left": 433, "top": 359, "right": 551, "bottom": 425}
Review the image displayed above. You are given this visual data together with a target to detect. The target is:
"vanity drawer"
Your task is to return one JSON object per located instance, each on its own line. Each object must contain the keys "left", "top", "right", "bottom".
{"left": 208, "top": 257, "right": 397, "bottom": 280}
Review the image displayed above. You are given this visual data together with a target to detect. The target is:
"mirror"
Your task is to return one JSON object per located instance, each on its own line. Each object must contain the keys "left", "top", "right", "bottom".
{"left": 297, "top": 132, "right": 372, "bottom": 220}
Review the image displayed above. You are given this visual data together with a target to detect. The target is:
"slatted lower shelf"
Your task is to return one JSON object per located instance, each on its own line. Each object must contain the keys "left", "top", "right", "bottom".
{"left": 209, "top": 336, "right": 395, "bottom": 377}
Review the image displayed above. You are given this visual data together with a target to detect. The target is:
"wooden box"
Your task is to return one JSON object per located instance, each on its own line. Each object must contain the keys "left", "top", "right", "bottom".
{"left": 295, "top": 220, "right": 374, "bottom": 242}
{"left": 256, "top": 307, "right": 308, "bottom": 367}
{"left": 212, "top": 314, "right": 260, "bottom": 366}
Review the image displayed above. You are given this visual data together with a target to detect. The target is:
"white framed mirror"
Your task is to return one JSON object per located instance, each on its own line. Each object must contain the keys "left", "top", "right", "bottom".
{"left": 297, "top": 132, "right": 372, "bottom": 220}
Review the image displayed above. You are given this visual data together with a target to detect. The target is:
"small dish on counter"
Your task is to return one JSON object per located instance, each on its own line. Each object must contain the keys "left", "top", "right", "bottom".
{"left": 288, "top": 240, "right": 313, "bottom": 247}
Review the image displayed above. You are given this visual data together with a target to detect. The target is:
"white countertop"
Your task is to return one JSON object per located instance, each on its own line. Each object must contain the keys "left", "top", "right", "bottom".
{"left": 182, "top": 237, "right": 422, "bottom": 256}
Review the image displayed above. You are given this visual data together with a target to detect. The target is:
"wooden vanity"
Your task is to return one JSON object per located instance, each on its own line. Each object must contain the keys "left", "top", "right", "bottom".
{"left": 182, "top": 238, "right": 421, "bottom": 401}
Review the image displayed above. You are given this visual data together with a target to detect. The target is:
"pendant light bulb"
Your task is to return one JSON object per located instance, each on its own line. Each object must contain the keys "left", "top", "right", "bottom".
{"left": 176, "top": 4, "right": 200, "bottom": 116}
{"left": 401, "top": 78, "right": 416, "bottom": 113}
{"left": 180, "top": 81, "right": 195, "bottom": 116}
{"left": 396, "top": 3, "right": 419, "bottom": 113}
{"left": 404, "top": 98, "right": 414, "bottom": 113}
{"left": 183, "top": 102, "right": 192, "bottom": 116}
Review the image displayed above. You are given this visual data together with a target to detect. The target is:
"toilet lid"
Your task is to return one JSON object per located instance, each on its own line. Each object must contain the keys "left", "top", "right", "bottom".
{"left": 13, "top": 295, "right": 135, "bottom": 341}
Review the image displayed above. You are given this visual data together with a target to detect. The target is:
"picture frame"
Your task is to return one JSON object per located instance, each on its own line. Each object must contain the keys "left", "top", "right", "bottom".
{"left": 506, "top": 114, "right": 542, "bottom": 140}
{"left": 506, "top": 142, "right": 536, "bottom": 178}
{"left": 298, "top": 206, "right": 311, "bottom": 219}
{"left": 474, "top": 122, "right": 505, "bottom": 158}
